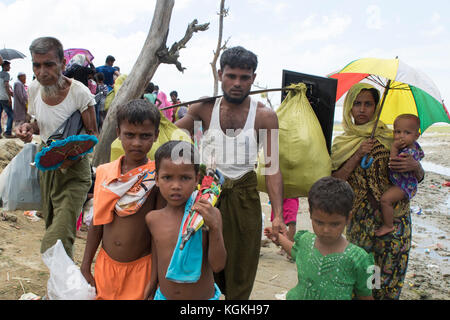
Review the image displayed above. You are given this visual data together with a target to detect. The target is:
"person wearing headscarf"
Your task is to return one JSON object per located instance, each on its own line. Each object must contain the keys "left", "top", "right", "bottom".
{"left": 331, "top": 83, "right": 424, "bottom": 300}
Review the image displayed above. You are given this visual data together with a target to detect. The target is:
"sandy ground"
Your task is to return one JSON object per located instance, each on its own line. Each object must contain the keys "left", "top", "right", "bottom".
{"left": 0, "top": 130, "right": 449, "bottom": 300}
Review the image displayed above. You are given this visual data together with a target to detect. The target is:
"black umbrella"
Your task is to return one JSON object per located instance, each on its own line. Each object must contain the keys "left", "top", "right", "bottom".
{"left": 0, "top": 48, "right": 26, "bottom": 60}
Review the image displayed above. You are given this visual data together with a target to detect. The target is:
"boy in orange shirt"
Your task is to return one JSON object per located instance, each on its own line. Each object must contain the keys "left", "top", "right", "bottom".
{"left": 81, "top": 99, "right": 162, "bottom": 300}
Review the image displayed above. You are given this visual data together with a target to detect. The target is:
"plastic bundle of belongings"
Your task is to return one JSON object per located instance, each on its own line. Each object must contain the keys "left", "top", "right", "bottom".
{"left": 42, "top": 239, "right": 96, "bottom": 300}
{"left": 256, "top": 83, "right": 332, "bottom": 197}
{"left": 0, "top": 142, "right": 41, "bottom": 211}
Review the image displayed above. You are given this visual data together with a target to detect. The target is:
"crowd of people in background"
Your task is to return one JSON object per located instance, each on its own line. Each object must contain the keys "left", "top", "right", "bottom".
{"left": 0, "top": 52, "right": 187, "bottom": 139}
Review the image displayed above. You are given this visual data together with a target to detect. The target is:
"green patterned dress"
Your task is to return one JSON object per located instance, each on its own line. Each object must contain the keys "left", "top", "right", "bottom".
{"left": 287, "top": 231, "right": 375, "bottom": 300}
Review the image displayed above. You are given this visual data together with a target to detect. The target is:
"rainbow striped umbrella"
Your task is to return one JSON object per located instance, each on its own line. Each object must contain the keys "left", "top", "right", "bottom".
{"left": 329, "top": 57, "right": 450, "bottom": 134}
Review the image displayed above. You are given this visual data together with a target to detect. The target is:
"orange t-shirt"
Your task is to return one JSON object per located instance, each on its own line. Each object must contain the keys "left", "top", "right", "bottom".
{"left": 93, "top": 156, "right": 156, "bottom": 226}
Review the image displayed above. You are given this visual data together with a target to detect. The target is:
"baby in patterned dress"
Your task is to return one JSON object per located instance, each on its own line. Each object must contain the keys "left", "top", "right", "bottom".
{"left": 377, "top": 114, "right": 424, "bottom": 237}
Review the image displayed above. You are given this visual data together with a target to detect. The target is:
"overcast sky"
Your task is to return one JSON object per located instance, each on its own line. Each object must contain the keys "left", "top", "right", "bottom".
{"left": 1, "top": 0, "right": 449, "bottom": 123}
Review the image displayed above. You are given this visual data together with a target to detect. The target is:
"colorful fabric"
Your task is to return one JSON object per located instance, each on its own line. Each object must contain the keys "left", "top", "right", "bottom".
{"left": 346, "top": 194, "right": 411, "bottom": 300}
{"left": 143, "top": 93, "right": 157, "bottom": 105}
{"left": 331, "top": 83, "right": 393, "bottom": 171}
{"left": 214, "top": 171, "right": 262, "bottom": 300}
{"left": 93, "top": 156, "right": 156, "bottom": 226}
{"left": 156, "top": 91, "right": 173, "bottom": 121}
{"left": 154, "top": 283, "right": 222, "bottom": 300}
{"left": 286, "top": 231, "right": 374, "bottom": 300}
{"left": 35, "top": 134, "right": 98, "bottom": 171}
{"left": 270, "top": 198, "right": 299, "bottom": 225}
{"left": 94, "top": 247, "right": 152, "bottom": 300}
{"left": 165, "top": 192, "right": 203, "bottom": 283}
{"left": 329, "top": 57, "right": 450, "bottom": 133}
{"left": 389, "top": 141, "right": 424, "bottom": 199}
{"left": 345, "top": 140, "right": 411, "bottom": 299}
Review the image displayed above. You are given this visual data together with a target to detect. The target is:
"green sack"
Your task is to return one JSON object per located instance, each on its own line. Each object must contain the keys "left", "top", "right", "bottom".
{"left": 111, "top": 108, "right": 192, "bottom": 161}
{"left": 256, "top": 83, "right": 331, "bottom": 197}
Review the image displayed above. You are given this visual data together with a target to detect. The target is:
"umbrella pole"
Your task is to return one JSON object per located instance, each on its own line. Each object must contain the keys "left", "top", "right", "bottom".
{"left": 361, "top": 79, "right": 391, "bottom": 169}
{"left": 370, "top": 79, "right": 391, "bottom": 139}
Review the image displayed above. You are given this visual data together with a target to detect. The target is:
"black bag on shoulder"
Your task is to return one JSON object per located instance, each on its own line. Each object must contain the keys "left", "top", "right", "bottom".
{"left": 46, "top": 110, "right": 84, "bottom": 146}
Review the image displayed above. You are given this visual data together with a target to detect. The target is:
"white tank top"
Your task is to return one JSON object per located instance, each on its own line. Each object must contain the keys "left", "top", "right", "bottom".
{"left": 200, "top": 97, "right": 259, "bottom": 180}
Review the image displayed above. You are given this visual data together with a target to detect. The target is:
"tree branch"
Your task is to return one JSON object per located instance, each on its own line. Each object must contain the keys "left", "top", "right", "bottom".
{"left": 210, "top": 0, "right": 229, "bottom": 96}
{"left": 157, "top": 19, "right": 210, "bottom": 72}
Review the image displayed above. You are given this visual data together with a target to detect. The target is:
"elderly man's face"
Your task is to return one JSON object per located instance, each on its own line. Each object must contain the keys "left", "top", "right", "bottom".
{"left": 18, "top": 75, "right": 26, "bottom": 84}
{"left": 32, "top": 50, "right": 64, "bottom": 87}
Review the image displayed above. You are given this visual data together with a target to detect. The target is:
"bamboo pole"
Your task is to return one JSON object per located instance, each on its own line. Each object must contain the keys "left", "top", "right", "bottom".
{"left": 160, "top": 87, "right": 297, "bottom": 110}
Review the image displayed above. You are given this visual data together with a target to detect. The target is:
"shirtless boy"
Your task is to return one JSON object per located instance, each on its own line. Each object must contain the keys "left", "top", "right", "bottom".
{"left": 81, "top": 99, "right": 161, "bottom": 300}
{"left": 144, "top": 141, "right": 226, "bottom": 300}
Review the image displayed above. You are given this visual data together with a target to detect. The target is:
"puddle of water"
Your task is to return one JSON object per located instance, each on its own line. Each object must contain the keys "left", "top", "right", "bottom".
{"left": 418, "top": 141, "right": 445, "bottom": 147}
{"left": 421, "top": 161, "right": 450, "bottom": 177}
{"left": 411, "top": 215, "right": 448, "bottom": 262}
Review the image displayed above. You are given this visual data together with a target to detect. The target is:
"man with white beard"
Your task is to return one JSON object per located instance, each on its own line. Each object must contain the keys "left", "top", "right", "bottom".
{"left": 15, "top": 37, "right": 97, "bottom": 259}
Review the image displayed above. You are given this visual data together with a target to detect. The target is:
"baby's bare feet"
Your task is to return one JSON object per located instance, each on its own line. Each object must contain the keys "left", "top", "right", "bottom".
{"left": 375, "top": 225, "right": 395, "bottom": 237}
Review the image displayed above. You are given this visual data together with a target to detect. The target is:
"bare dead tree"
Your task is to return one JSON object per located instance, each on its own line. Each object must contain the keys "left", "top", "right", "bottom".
{"left": 92, "top": 0, "right": 209, "bottom": 166}
{"left": 210, "top": 0, "right": 230, "bottom": 96}
{"left": 253, "top": 82, "right": 275, "bottom": 109}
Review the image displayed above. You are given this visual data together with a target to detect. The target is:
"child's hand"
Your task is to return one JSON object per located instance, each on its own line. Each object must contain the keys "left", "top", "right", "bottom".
{"left": 15, "top": 123, "right": 33, "bottom": 143}
{"left": 80, "top": 264, "right": 96, "bottom": 288}
{"left": 393, "top": 138, "right": 406, "bottom": 150}
{"left": 192, "top": 198, "right": 222, "bottom": 232}
{"left": 264, "top": 227, "right": 282, "bottom": 246}
{"left": 264, "top": 227, "right": 273, "bottom": 238}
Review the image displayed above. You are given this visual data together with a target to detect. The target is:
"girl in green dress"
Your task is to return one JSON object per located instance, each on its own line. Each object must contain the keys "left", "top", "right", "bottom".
{"left": 265, "top": 176, "right": 374, "bottom": 300}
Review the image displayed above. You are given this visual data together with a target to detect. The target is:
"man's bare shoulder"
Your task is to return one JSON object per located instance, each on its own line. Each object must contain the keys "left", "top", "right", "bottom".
{"left": 188, "top": 98, "right": 215, "bottom": 116}
{"left": 255, "top": 101, "right": 278, "bottom": 129}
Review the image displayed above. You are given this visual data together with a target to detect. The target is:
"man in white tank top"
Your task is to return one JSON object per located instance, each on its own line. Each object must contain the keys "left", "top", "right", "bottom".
{"left": 176, "top": 46, "right": 285, "bottom": 300}
{"left": 15, "top": 37, "right": 97, "bottom": 259}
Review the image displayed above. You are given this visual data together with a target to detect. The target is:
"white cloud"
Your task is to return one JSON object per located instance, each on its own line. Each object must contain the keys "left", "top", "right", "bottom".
{"left": 366, "top": 5, "right": 384, "bottom": 30}
{"left": 421, "top": 12, "right": 445, "bottom": 37}
{"left": 291, "top": 14, "right": 352, "bottom": 43}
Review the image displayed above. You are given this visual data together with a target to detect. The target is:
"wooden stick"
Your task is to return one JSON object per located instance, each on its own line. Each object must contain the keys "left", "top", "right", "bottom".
{"left": 160, "top": 87, "right": 297, "bottom": 110}
{"left": 370, "top": 79, "right": 392, "bottom": 139}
